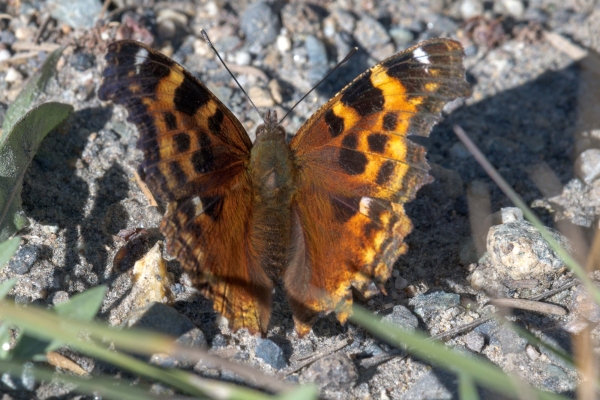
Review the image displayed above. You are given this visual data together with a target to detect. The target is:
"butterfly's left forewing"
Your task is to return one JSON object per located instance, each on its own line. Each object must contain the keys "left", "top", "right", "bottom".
{"left": 99, "top": 41, "right": 273, "bottom": 334}
{"left": 286, "top": 39, "right": 470, "bottom": 335}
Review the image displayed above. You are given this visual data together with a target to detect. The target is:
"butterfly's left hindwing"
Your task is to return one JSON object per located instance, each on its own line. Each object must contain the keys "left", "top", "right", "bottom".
{"left": 287, "top": 39, "right": 470, "bottom": 334}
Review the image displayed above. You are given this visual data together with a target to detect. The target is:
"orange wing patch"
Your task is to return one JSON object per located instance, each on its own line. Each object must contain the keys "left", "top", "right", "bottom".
{"left": 286, "top": 39, "right": 470, "bottom": 334}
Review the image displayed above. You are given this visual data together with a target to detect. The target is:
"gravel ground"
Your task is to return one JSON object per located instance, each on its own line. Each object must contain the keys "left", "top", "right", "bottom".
{"left": 1, "top": 0, "right": 600, "bottom": 398}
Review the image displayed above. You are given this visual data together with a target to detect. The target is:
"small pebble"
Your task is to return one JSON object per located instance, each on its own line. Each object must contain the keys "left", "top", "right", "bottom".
{"left": 409, "top": 292, "right": 460, "bottom": 320}
{"left": 460, "top": 0, "right": 484, "bottom": 19}
{"left": 241, "top": 1, "right": 280, "bottom": 46}
{"left": 0, "top": 49, "right": 11, "bottom": 62}
{"left": 498, "top": 0, "right": 525, "bottom": 18}
{"left": 235, "top": 50, "right": 251, "bottom": 66}
{"left": 276, "top": 33, "right": 292, "bottom": 53}
{"left": 51, "top": 291, "right": 70, "bottom": 305}
{"left": 394, "top": 276, "right": 408, "bottom": 290}
{"left": 255, "top": 338, "right": 287, "bottom": 370}
{"left": 70, "top": 52, "right": 95, "bottom": 71}
{"left": 300, "top": 354, "right": 358, "bottom": 392}
{"left": 48, "top": 0, "right": 102, "bottom": 28}
{"left": 464, "top": 331, "right": 485, "bottom": 353}
{"left": 382, "top": 305, "right": 418, "bottom": 332}
{"left": 5, "top": 68, "right": 23, "bottom": 84}
{"left": 526, "top": 345, "right": 540, "bottom": 360}
{"left": 268, "top": 79, "right": 283, "bottom": 104}
{"left": 248, "top": 86, "right": 274, "bottom": 108}
{"left": 389, "top": 27, "right": 414, "bottom": 47}
{"left": 8, "top": 245, "right": 41, "bottom": 275}
{"left": 125, "top": 302, "right": 195, "bottom": 337}
{"left": 487, "top": 220, "right": 568, "bottom": 280}
{"left": 574, "top": 148, "right": 600, "bottom": 184}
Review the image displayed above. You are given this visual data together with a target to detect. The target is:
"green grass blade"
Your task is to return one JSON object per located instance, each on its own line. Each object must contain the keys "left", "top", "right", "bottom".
{"left": 0, "top": 236, "right": 20, "bottom": 269}
{"left": 0, "top": 278, "right": 18, "bottom": 299}
{"left": 459, "top": 372, "right": 479, "bottom": 400}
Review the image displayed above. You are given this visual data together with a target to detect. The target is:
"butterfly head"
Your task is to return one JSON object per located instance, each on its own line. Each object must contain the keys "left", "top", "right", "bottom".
{"left": 255, "top": 110, "right": 285, "bottom": 141}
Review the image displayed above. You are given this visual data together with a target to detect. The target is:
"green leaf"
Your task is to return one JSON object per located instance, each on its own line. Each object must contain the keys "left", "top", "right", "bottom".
{"left": 0, "top": 102, "right": 73, "bottom": 242}
{"left": 0, "top": 278, "right": 18, "bottom": 299}
{"left": 9, "top": 333, "right": 49, "bottom": 361}
{"left": 1, "top": 47, "right": 64, "bottom": 138}
{"left": 54, "top": 285, "right": 107, "bottom": 321}
{"left": 0, "top": 236, "right": 20, "bottom": 269}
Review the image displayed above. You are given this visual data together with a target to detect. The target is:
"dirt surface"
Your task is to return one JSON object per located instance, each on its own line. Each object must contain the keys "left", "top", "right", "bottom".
{"left": 1, "top": 0, "right": 600, "bottom": 398}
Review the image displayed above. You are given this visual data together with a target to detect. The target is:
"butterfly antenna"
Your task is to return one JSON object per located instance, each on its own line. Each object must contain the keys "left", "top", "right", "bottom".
{"left": 278, "top": 46, "right": 358, "bottom": 125}
{"left": 200, "top": 29, "right": 265, "bottom": 123}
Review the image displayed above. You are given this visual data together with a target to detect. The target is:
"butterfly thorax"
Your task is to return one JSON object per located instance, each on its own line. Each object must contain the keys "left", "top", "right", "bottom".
{"left": 248, "top": 111, "right": 296, "bottom": 276}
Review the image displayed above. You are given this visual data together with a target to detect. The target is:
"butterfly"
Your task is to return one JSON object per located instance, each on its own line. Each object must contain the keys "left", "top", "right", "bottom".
{"left": 98, "top": 38, "right": 470, "bottom": 337}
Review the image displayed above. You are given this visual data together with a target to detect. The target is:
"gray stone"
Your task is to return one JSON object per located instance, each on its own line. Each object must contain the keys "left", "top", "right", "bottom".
{"left": 490, "top": 326, "right": 527, "bottom": 354}
{"left": 460, "top": 0, "right": 484, "bottom": 19}
{"left": 354, "top": 15, "right": 394, "bottom": 60}
{"left": 382, "top": 305, "right": 419, "bottom": 332}
{"left": 47, "top": 0, "right": 102, "bottom": 28}
{"left": 305, "top": 35, "right": 329, "bottom": 85}
{"left": 300, "top": 353, "right": 358, "bottom": 393}
{"left": 575, "top": 148, "right": 600, "bottom": 184}
{"left": 240, "top": 2, "right": 280, "bottom": 46}
{"left": 464, "top": 331, "right": 485, "bottom": 353}
{"left": 151, "top": 328, "right": 207, "bottom": 368}
{"left": 211, "top": 333, "right": 228, "bottom": 348}
{"left": 125, "top": 302, "right": 195, "bottom": 337}
{"left": 487, "top": 221, "right": 568, "bottom": 280}
{"left": 1, "top": 361, "right": 36, "bottom": 391}
{"left": 540, "top": 365, "right": 577, "bottom": 393}
{"left": 409, "top": 292, "right": 460, "bottom": 320}
{"left": 403, "top": 369, "right": 456, "bottom": 399}
{"left": 8, "top": 245, "right": 41, "bottom": 275}
{"left": 255, "top": 338, "right": 287, "bottom": 370}
{"left": 573, "top": 284, "right": 600, "bottom": 322}
{"left": 389, "top": 27, "right": 414, "bottom": 47}
{"left": 497, "top": 0, "right": 526, "bottom": 18}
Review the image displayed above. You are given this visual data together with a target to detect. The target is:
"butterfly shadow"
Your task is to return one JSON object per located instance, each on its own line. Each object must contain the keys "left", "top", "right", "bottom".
{"left": 21, "top": 106, "right": 135, "bottom": 297}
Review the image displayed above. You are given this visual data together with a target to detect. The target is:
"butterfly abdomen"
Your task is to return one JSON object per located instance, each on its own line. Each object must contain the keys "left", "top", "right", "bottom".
{"left": 248, "top": 123, "right": 297, "bottom": 277}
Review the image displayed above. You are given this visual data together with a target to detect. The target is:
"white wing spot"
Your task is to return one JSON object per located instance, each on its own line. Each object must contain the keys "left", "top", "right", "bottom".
{"left": 359, "top": 197, "right": 372, "bottom": 215}
{"left": 413, "top": 47, "right": 430, "bottom": 64}
{"left": 134, "top": 48, "right": 149, "bottom": 74}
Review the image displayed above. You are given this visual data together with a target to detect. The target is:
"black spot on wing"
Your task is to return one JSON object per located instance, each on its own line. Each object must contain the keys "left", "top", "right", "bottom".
{"left": 191, "top": 131, "right": 215, "bottom": 173}
{"left": 208, "top": 108, "right": 224, "bottom": 136}
{"left": 367, "top": 133, "right": 388, "bottom": 153}
{"left": 324, "top": 109, "right": 344, "bottom": 138}
{"left": 339, "top": 147, "right": 368, "bottom": 175}
{"left": 341, "top": 69, "right": 384, "bottom": 117}
{"left": 164, "top": 112, "right": 178, "bottom": 130}
{"left": 169, "top": 161, "right": 187, "bottom": 185}
{"left": 382, "top": 112, "right": 398, "bottom": 131}
{"left": 376, "top": 160, "right": 395, "bottom": 185}
{"left": 173, "top": 132, "right": 191, "bottom": 153}
{"left": 331, "top": 196, "right": 360, "bottom": 223}
{"left": 173, "top": 74, "right": 211, "bottom": 116}
{"left": 200, "top": 195, "right": 224, "bottom": 220}
{"left": 341, "top": 133, "right": 358, "bottom": 150}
